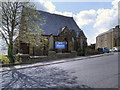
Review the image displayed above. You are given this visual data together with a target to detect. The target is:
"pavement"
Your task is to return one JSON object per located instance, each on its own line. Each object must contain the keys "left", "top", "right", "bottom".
{"left": 0, "top": 53, "right": 114, "bottom": 73}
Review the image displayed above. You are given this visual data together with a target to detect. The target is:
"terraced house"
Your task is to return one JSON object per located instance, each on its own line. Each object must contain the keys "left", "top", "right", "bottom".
{"left": 14, "top": 8, "right": 87, "bottom": 56}
{"left": 96, "top": 25, "right": 120, "bottom": 50}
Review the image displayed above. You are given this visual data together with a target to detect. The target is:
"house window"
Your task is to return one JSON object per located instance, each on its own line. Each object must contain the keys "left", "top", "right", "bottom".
{"left": 114, "top": 32, "right": 118, "bottom": 39}
{"left": 78, "top": 42, "right": 80, "bottom": 47}
{"left": 77, "top": 32, "right": 79, "bottom": 37}
{"left": 101, "top": 40, "right": 103, "bottom": 47}
{"left": 72, "top": 37, "right": 74, "bottom": 43}
{"left": 104, "top": 41, "right": 107, "bottom": 47}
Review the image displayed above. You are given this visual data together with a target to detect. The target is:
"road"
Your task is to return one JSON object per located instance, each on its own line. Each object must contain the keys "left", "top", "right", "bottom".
{"left": 0, "top": 53, "right": 119, "bottom": 88}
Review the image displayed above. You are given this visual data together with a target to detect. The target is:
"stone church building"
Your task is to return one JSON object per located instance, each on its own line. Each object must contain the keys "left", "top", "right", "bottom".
{"left": 14, "top": 9, "right": 87, "bottom": 56}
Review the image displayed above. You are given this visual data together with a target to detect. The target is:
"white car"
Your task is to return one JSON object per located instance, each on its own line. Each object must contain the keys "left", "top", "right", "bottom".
{"left": 110, "top": 47, "right": 118, "bottom": 52}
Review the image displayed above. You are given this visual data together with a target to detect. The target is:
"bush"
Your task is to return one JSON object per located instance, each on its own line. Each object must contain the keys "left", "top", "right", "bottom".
{"left": 14, "top": 53, "right": 22, "bottom": 64}
{"left": 0, "top": 55, "right": 10, "bottom": 64}
{"left": 85, "top": 48, "right": 103, "bottom": 56}
{"left": 77, "top": 51, "right": 85, "bottom": 56}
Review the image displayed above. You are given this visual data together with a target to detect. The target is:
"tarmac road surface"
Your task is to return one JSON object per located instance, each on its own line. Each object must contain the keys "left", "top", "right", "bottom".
{"left": 0, "top": 53, "right": 119, "bottom": 88}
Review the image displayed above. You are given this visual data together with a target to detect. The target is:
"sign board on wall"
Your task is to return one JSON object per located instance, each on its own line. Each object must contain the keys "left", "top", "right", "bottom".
{"left": 55, "top": 42, "right": 66, "bottom": 49}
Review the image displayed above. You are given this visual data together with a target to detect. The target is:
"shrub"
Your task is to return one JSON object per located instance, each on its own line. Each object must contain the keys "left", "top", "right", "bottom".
{"left": 0, "top": 55, "right": 10, "bottom": 64}
{"left": 14, "top": 53, "right": 21, "bottom": 64}
{"left": 77, "top": 51, "right": 85, "bottom": 56}
{"left": 85, "top": 48, "right": 103, "bottom": 56}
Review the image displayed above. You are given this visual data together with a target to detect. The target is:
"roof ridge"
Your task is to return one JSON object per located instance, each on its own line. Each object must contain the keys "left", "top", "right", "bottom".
{"left": 23, "top": 7, "right": 86, "bottom": 37}
{"left": 30, "top": 8, "right": 73, "bottom": 18}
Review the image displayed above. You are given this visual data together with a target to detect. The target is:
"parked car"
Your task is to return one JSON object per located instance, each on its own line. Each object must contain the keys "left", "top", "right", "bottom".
{"left": 103, "top": 48, "right": 109, "bottom": 53}
{"left": 110, "top": 47, "right": 120, "bottom": 52}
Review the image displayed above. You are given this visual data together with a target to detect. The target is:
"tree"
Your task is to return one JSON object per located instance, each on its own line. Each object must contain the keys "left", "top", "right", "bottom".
{"left": 0, "top": 1, "right": 46, "bottom": 63}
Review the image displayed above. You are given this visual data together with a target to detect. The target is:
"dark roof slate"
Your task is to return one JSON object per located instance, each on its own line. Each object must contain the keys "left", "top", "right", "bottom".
{"left": 24, "top": 8, "right": 86, "bottom": 38}
{"left": 35, "top": 10, "right": 81, "bottom": 36}
{"left": 79, "top": 30, "right": 86, "bottom": 38}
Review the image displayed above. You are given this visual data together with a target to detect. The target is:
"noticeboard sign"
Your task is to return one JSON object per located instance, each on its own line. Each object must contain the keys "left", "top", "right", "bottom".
{"left": 55, "top": 42, "right": 66, "bottom": 49}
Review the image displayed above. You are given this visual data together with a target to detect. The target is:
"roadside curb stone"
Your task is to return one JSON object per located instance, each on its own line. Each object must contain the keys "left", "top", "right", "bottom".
{"left": 0, "top": 53, "right": 114, "bottom": 73}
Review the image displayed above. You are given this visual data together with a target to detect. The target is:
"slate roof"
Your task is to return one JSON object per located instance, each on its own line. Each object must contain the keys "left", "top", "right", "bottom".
{"left": 24, "top": 8, "right": 86, "bottom": 38}
{"left": 78, "top": 30, "right": 86, "bottom": 38}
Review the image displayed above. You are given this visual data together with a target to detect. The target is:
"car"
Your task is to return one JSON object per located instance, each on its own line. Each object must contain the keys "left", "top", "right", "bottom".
{"left": 110, "top": 47, "right": 120, "bottom": 52}
{"left": 112, "top": 47, "right": 117, "bottom": 52}
{"left": 103, "top": 48, "right": 109, "bottom": 53}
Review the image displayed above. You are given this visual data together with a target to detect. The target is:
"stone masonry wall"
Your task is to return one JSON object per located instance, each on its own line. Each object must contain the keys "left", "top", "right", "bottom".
{"left": 19, "top": 51, "right": 77, "bottom": 64}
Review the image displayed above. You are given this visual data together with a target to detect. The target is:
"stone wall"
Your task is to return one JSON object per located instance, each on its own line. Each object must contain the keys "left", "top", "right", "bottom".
{"left": 18, "top": 51, "right": 77, "bottom": 64}
{"left": 48, "top": 51, "right": 77, "bottom": 59}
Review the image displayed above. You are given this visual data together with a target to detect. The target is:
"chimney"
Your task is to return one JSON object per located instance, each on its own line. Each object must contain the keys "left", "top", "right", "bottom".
{"left": 115, "top": 25, "right": 120, "bottom": 29}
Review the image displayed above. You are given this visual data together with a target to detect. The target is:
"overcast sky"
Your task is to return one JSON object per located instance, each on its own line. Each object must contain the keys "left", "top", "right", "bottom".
{"left": 33, "top": 0, "right": 119, "bottom": 45}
